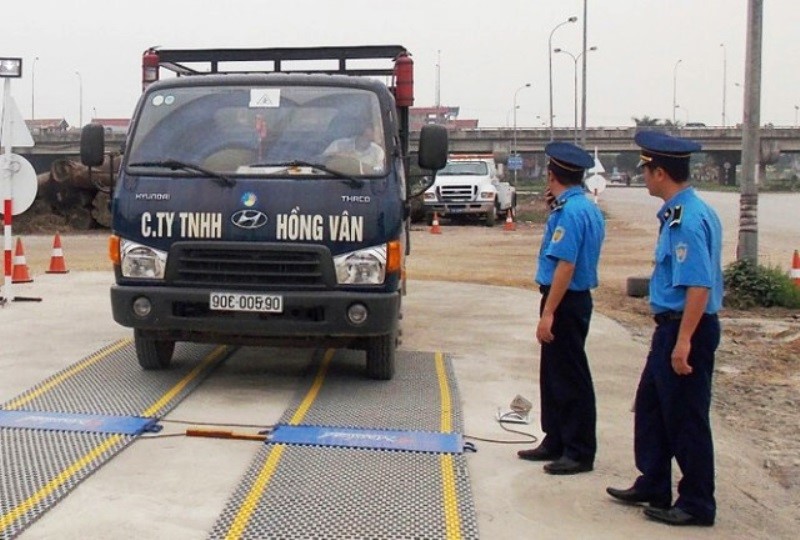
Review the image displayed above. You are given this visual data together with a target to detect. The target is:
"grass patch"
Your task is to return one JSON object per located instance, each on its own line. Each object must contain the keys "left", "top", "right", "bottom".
{"left": 724, "top": 259, "right": 800, "bottom": 309}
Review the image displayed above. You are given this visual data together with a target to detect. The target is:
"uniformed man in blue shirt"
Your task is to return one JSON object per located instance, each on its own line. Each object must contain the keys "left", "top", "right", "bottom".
{"left": 517, "top": 141, "right": 605, "bottom": 475}
{"left": 607, "top": 131, "right": 723, "bottom": 527}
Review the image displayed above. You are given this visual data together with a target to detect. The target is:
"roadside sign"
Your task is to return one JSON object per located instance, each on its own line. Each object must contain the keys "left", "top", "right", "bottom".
{"left": 508, "top": 155, "right": 523, "bottom": 171}
{"left": 0, "top": 96, "right": 34, "bottom": 148}
{"left": 585, "top": 173, "right": 606, "bottom": 194}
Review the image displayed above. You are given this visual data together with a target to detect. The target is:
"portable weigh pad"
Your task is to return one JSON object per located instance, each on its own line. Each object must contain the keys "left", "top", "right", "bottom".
{"left": 209, "top": 349, "right": 479, "bottom": 540}
{"left": 0, "top": 340, "right": 232, "bottom": 540}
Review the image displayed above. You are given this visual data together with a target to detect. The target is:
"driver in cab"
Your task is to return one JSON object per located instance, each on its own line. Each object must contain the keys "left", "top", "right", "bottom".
{"left": 322, "top": 118, "right": 386, "bottom": 174}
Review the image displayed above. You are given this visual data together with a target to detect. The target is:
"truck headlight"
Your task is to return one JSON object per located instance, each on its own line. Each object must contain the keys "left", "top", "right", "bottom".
{"left": 120, "top": 239, "right": 168, "bottom": 279}
{"left": 334, "top": 244, "right": 386, "bottom": 285}
{"left": 479, "top": 191, "right": 496, "bottom": 200}
{"left": 423, "top": 191, "right": 437, "bottom": 201}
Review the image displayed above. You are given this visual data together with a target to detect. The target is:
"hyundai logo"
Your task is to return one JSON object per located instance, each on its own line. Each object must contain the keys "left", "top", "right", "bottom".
{"left": 231, "top": 210, "right": 268, "bottom": 229}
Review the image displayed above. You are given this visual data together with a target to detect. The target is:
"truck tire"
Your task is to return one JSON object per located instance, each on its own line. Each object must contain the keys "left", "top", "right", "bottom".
{"left": 366, "top": 332, "right": 396, "bottom": 380}
{"left": 484, "top": 210, "right": 496, "bottom": 227}
{"left": 134, "top": 329, "right": 175, "bottom": 370}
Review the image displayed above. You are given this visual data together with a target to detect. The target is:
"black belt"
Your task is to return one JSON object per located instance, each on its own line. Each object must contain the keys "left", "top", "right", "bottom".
{"left": 653, "top": 311, "right": 717, "bottom": 325}
{"left": 653, "top": 311, "right": 683, "bottom": 324}
{"left": 539, "top": 285, "right": 589, "bottom": 295}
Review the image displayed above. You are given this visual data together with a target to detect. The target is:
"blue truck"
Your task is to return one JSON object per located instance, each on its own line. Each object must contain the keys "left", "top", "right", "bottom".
{"left": 80, "top": 46, "right": 447, "bottom": 379}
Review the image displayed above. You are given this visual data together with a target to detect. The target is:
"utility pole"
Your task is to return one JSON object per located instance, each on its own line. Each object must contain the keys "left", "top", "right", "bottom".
{"left": 738, "top": 0, "right": 763, "bottom": 263}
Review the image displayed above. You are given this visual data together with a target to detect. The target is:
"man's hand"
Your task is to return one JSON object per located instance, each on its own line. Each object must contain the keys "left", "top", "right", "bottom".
{"left": 671, "top": 338, "right": 693, "bottom": 375}
{"left": 536, "top": 313, "right": 555, "bottom": 344}
{"left": 544, "top": 187, "right": 556, "bottom": 209}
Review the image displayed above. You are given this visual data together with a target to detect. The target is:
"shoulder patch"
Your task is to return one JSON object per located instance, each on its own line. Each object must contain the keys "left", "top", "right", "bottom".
{"left": 675, "top": 241, "right": 688, "bottom": 263}
{"left": 668, "top": 205, "right": 683, "bottom": 228}
{"left": 552, "top": 225, "right": 566, "bottom": 243}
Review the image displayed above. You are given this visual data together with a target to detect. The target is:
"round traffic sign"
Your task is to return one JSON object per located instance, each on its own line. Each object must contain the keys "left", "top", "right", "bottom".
{"left": 0, "top": 153, "right": 38, "bottom": 215}
{"left": 584, "top": 173, "right": 607, "bottom": 194}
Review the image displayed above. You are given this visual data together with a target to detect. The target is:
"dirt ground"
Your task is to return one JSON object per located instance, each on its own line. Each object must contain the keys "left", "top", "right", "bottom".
{"left": 10, "top": 193, "right": 800, "bottom": 522}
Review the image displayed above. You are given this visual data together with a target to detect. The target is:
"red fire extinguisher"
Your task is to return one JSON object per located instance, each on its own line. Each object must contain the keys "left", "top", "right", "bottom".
{"left": 393, "top": 51, "right": 414, "bottom": 107}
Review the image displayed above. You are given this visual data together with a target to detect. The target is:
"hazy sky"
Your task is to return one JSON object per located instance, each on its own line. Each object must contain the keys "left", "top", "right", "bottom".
{"left": 2, "top": 0, "right": 797, "bottom": 129}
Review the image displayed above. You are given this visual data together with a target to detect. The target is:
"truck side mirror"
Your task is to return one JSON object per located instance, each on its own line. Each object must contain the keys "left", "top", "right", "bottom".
{"left": 417, "top": 124, "right": 448, "bottom": 171}
{"left": 80, "top": 123, "right": 106, "bottom": 167}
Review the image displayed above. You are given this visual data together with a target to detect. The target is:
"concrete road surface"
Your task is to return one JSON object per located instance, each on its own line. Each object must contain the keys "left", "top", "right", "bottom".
{"left": 1, "top": 272, "right": 797, "bottom": 539}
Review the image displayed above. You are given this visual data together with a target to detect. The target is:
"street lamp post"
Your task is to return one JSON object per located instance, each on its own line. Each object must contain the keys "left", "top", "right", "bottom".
{"left": 512, "top": 83, "right": 531, "bottom": 184}
{"left": 672, "top": 59, "right": 682, "bottom": 124}
{"left": 675, "top": 104, "right": 689, "bottom": 124}
{"left": 721, "top": 43, "right": 727, "bottom": 126}
{"left": 554, "top": 47, "right": 596, "bottom": 144}
{"left": 75, "top": 71, "right": 83, "bottom": 128}
{"left": 31, "top": 56, "right": 39, "bottom": 120}
{"left": 580, "top": 0, "right": 589, "bottom": 146}
{"left": 548, "top": 16, "right": 577, "bottom": 140}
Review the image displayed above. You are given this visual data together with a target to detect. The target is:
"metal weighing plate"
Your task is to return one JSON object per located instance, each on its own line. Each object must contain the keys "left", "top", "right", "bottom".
{"left": 0, "top": 340, "right": 232, "bottom": 540}
{"left": 209, "top": 349, "right": 479, "bottom": 540}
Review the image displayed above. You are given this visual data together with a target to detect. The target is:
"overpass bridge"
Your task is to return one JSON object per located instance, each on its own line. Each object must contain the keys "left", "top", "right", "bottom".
{"left": 18, "top": 126, "right": 800, "bottom": 179}
{"left": 412, "top": 126, "right": 800, "bottom": 156}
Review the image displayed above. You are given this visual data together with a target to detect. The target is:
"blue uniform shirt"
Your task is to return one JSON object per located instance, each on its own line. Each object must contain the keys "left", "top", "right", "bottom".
{"left": 535, "top": 186, "right": 605, "bottom": 291}
{"left": 649, "top": 187, "right": 723, "bottom": 314}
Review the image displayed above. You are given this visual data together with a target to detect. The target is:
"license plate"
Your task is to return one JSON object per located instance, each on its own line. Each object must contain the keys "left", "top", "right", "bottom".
{"left": 209, "top": 292, "right": 283, "bottom": 313}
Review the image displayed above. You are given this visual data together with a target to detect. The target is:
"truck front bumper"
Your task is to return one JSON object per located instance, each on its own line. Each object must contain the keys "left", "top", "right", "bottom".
{"left": 424, "top": 201, "right": 494, "bottom": 216}
{"left": 111, "top": 285, "right": 399, "bottom": 344}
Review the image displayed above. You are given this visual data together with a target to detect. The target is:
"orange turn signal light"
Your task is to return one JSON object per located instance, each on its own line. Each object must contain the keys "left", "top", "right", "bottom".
{"left": 387, "top": 240, "right": 402, "bottom": 274}
{"left": 108, "top": 235, "right": 120, "bottom": 265}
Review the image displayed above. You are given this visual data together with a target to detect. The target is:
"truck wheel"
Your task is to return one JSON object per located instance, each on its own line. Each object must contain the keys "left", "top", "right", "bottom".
{"left": 485, "top": 210, "right": 496, "bottom": 227}
{"left": 366, "top": 332, "right": 396, "bottom": 380}
{"left": 134, "top": 329, "right": 175, "bottom": 370}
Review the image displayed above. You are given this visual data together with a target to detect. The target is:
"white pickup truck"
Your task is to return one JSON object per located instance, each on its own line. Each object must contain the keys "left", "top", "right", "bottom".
{"left": 422, "top": 155, "right": 516, "bottom": 226}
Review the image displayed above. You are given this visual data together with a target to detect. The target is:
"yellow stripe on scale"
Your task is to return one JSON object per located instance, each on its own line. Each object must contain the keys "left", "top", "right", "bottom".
{"left": 1, "top": 343, "right": 228, "bottom": 535}
{"left": 224, "top": 349, "right": 335, "bottom": 539}
{"left": 435, "top": 351, "right": 453, "bottom": 433}
{"left": 4, "top": 339, "right": 132, "bottom": 411}
{"left": 288, "top": 349, "right": 335, "bottom": 425}
{"left": 142, "top": 345, "right": 229, "bottom": 417}
{"left": 435, "top": 351, "right": 462, "bottom": 539}
{"left": 0, "top": 435, "right": 124, "bottom": 534}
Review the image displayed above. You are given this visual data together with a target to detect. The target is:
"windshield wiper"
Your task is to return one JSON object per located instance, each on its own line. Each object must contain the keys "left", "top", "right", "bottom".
{"left": 128, "top": 159, "right": 236, "bottom": 187}
{"left": 247, "top": 160, "right": 363, "bottom": 187}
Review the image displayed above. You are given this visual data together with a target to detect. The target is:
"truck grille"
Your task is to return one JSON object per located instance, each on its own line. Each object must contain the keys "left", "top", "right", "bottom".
{"left": 167, "top": 242, "right": 329, "bottom": 289}
{"left": 439, "top": 185, "right": 476, "bottom": 202}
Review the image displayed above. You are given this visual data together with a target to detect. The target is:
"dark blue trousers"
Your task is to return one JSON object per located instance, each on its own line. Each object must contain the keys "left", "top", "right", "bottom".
{"left": 538, "top": 288, "right": 596, "bottom": 464}
{"left": 633, "top": 314, "right": 720, "bottom": 521}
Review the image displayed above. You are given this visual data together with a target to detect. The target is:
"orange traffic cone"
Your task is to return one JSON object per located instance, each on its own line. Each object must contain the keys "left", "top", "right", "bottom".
{"left": 12, "top": 238, "right": 33, "bottom": 283}
{"left": 792, "top": 249, "right": 800, "bottom": 287}
{"left": 429, "top": 212, "right": 442, "bottom": 234}
{"left": 46, "top": 233, "right": 70, "bottom": 274}
{"left": 503, "top": 208, "right": 516, "bottom": 231}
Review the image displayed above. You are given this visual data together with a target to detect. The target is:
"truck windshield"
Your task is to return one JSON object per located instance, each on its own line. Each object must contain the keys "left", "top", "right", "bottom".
{"left": 439, "top": 161, "right": 488, "bottom": 176}
{"left": 127, "top": 85, "right": 387, "bottom": 177}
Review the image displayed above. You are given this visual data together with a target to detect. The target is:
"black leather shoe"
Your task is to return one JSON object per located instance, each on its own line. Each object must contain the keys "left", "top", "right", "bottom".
{"left": 543, "top": 456, "right": 593, "bottom": 475}
{"left": 606, "top": 486, "right": 671, "bottom": 509}
{"left": 643, "top": 506, "right": 714, "bottom": 527}
{"left": 517, "top": 445, "right": 559, "bottom": 462}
